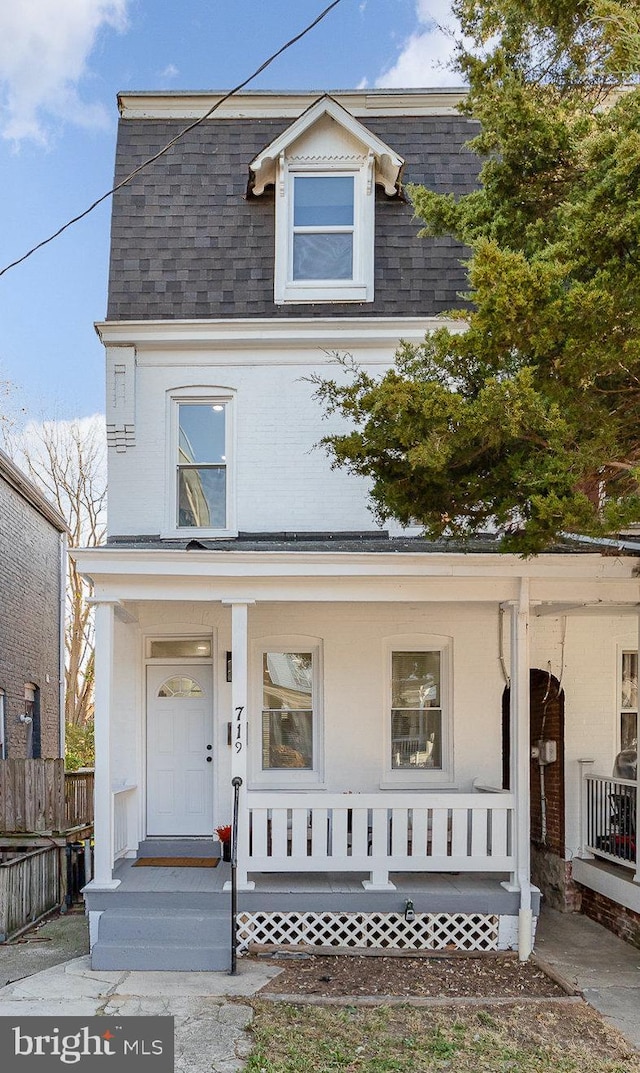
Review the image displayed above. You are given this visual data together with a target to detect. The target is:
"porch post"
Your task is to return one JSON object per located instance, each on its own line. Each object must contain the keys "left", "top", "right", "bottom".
{"left": 509, "top": 578, "right": 533, "bottom": 960}
{"left": 635, "top": 613, "right": 640, "bottom": 885}
{"left": 223, "top": 599, "right": 255, "bottom": 891}
{"left": 88, "top": 600, "right": 120, "bottom": 890}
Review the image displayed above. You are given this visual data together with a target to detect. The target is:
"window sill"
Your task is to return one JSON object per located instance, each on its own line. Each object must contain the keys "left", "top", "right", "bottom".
{"left": 379, "top": 775, "right": 457, "bottom": 791}
{"left": 161, "top": 528, "right": 238, "bottom": 540}
{"left": 276, "top": 282, "right": 371, "bottom": 304}
{"left": 250, "top": 775, "right": 325, "bottom": 791}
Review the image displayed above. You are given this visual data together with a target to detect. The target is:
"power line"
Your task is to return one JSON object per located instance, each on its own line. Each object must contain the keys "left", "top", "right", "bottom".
{"left": 0, "top": 0, "right": 343, "bottom": 279}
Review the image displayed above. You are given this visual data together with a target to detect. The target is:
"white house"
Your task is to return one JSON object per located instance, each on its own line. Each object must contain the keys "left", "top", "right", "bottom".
{"left": 76, "top": 89, "right": 640, "bottom": 971}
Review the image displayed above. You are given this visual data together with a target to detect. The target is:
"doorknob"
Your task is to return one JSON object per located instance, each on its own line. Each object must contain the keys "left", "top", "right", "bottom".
{"left": 206, "top": 744, "right": 212, "bottom": 750}
{"left": 206, "top": 756, "right": 212, "bottom": 763}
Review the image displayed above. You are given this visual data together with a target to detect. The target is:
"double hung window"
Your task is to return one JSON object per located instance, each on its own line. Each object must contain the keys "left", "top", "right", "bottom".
{"left": 292, "top": 175, "right": 355, "bottom": 283}
{"left": 384, "top": 637, "right": 452, "bottom": 786}
{"left": 253, "top": 641, "right": 323, "bottom": 786}
{"left": 167, "top": 393, "right": 234, "bottom": 535}
{"left": 391, "top": 651, "right": 442, "bottom": 771}
{"left": 620, "top": 651, "right": 638, "bottom": 751}
{"left": 262, "top": 651, "right": 314, "bottom": 771}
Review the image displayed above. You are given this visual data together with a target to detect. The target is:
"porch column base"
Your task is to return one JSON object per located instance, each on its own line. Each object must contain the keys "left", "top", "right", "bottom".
{"left": 83, "top": 879, "right": 121, "bottom": 892}
{"left": 501, "top": 878, "right": 519, "bottom": 893}
{"left": 363, "top": 878, "right": 396, "bottom": 891}
{"left": 223, "top": 879, "right": 255, "bottom": 892}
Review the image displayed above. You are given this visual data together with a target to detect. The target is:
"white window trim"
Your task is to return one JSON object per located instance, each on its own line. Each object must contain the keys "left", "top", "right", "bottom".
{"left": 275, "top": 159, "right": 374, "bottom": 305}
{"left": 250, "top": 635, "right": 324, "bottom": 789}
{"left": 380, "top": 634, "right": 455, "bottom": 789}
{"left": 163, "top": 387, "right": 237, "bottom": 538}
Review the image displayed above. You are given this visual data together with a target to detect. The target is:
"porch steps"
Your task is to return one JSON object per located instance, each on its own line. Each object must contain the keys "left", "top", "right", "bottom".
{"left": 91, "top": 906, "right": 231, "bottom": 971}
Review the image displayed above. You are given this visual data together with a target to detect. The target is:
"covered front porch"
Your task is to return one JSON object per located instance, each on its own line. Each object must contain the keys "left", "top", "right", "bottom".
{"left": 74, "top": 540, "right": 640, "bottom": 968}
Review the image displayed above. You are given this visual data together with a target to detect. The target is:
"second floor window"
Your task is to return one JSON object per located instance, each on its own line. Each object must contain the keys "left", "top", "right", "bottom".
{"left": 177, "top": 402, "right": 227, "bottom": 529}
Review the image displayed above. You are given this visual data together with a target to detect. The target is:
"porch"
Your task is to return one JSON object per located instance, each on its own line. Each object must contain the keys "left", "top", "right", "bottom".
{"left": 74, "top": 541, "right": 640, "bottom": 967}
{"left": 84, "top": 830, "right": 533, "bottom": 970}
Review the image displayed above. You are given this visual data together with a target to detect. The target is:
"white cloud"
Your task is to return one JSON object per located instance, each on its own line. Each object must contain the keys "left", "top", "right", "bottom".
{"left": 0, "top": 0, "right": 129, "bottom": 143}
{"left": 377, "top": 0, "right": 464, "bottom": 88}
{"left": 160, "top": 63, "right": 179, "bottom": 80}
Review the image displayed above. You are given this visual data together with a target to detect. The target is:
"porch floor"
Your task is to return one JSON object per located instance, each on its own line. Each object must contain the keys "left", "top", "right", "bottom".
{"left": 111, "top": 856, "right": 514, "bottom": 897}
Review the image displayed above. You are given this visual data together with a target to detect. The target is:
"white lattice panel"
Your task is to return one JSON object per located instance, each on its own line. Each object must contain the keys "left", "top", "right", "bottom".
{"left": 236, "top": 911, "right": 499, "bottom": 952}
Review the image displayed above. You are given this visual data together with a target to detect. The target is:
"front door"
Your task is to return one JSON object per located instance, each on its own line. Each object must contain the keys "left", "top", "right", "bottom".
{"left": 146, "top": 665, "right": 214, "bottom": 836}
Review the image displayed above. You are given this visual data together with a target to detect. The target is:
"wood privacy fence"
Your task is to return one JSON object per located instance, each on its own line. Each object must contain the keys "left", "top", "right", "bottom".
{"left": 0, "top": 760, "right": 94, "bottom": 833}
{"left": 0, "top": 847, "right": 60, "bottom": 941}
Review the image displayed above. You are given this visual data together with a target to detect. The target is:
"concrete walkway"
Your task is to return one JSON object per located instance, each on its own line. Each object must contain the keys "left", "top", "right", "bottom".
{"left": 535, "top": 907, "right": 640, "bottom": 1051}
{"left": 0, "top": 956, "right": 281, "bottom": 1073}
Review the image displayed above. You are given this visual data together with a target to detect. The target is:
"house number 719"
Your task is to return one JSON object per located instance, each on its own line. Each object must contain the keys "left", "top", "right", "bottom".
{"left": 234, "top": 706, "right": 244, "bottom": 753}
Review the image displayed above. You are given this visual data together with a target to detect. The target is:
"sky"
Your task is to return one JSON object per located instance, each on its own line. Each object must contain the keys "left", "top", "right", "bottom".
{"left": 0, "top": 0, "right": 462, "bottom": 426}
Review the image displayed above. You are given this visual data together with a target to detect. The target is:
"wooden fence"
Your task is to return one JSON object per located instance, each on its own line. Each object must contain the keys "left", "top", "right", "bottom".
{"left": 0, "top": 760, "right": 94, "bottom": 833}
{"left": 0, "top": 846, "right": 61, "bottom": 941}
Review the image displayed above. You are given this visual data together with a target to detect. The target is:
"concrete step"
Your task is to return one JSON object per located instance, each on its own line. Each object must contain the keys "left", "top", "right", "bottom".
{"left": 91, "top": 907, "right": 232, "bottom": 971}
{"left": 97, "top": 906, "right": 230, "bottom": 943}
{"left": 137, "top": 838, "right": 219, "bottom": 858}
{"left": 92, "top": 940, "right": 231, "bottom": 972}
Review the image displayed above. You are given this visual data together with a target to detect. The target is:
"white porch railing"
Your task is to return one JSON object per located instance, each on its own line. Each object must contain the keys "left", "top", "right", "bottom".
{"left": 245, "top": 791, "right": 515, "bottom": 890}
{"left": 112, "top": 785, "right": 136, "bottom": 862}
{"left": 583, "top": 773, "right": 637, "bottom": 871}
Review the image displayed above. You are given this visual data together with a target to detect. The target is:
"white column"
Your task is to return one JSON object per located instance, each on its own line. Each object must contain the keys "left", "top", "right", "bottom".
{"left": 635, "top": 614, "right": 640, "bottom": 885}
{"left": 509, "top": 578, "right": 533, "bottom": 960}
{"left": 223, "top": 599, "right": 255, "bottom": 891}
{"left": 88, "top": 600, "right": 120, "bottom": 890}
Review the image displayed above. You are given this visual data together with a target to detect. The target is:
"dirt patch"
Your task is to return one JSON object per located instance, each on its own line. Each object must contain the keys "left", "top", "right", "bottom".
{"left": 256, "top": 951, "right": 568, "bottom": 998}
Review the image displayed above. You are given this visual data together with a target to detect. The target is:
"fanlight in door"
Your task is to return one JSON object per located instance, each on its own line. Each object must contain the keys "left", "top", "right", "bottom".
{"left": 157, "top": 676, "right": 203, "bottom": 698}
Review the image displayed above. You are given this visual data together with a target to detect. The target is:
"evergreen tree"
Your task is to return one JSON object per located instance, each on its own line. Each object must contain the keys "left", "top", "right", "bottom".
{"left": 315, "top": 1, "right": 640, "bottom": 553}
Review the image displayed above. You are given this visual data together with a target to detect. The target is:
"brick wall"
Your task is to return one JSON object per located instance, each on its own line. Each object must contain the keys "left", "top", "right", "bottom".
{"left": 579, "top": 886, "right": 640, "bottom": 949}
{"left": 0, "top": 475, "right": 62, "bottom": 759}
{"left": 529, "top": 670, "right": 565, "bottom": 856}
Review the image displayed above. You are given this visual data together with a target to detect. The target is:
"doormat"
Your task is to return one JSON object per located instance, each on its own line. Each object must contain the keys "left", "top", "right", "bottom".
{"left": 133, "top": 856, "right": 220, "bottom": 868}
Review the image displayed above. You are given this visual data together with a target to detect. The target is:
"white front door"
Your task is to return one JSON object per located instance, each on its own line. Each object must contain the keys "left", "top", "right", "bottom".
{"left": 146, "top": 665, "right": 214, "bottom": 836}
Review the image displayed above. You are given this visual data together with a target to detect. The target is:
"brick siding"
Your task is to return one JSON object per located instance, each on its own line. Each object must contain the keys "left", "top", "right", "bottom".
{"left": 0, "top": 475, "right": 63, "bottom": 758}
{"left": 578, "top": 886, "right": 640, "bottom": 950}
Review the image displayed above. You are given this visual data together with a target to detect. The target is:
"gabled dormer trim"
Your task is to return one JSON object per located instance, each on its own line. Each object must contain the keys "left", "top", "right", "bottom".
{"left": 248, "top": 95, "right": 404, "bottom": 198}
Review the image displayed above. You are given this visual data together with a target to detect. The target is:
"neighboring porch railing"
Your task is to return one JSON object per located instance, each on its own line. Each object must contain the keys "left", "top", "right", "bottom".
{"left": 245, "top": 791, "right": 515, "bottom": 889}
{"left": 64, "top": 770, "right": 95, "bottom": 829}
{"left": 583, "top": 773, "right": 637, "bottom": 870}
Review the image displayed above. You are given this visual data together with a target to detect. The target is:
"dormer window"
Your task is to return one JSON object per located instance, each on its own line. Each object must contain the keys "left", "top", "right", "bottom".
{"left": 292, "top": 175, "right": 355, "bottom": 281}
{"left": 249, "top": 96, "right": 403, "bottom": 306}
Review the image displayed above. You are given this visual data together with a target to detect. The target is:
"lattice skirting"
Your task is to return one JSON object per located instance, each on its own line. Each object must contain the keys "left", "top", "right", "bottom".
{"left": 236, "top": 911, "right": 500, "bottom": 952}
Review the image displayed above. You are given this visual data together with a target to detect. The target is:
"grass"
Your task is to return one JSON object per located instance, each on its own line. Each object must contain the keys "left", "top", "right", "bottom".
{"left": 244, "top": 1000, "right": 640, "bottom": 1073}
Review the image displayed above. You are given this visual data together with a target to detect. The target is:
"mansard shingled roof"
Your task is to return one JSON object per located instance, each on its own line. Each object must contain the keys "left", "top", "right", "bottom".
{"left": 107, "top": 108, "right": 480, "bottom": 321}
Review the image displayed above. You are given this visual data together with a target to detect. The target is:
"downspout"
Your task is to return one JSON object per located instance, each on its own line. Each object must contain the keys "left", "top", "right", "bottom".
{"left": 513, "top": 577, "right": 533, "bottom": 961}
{"left": 59, "top": 532, "right": 68, "bottom": 761}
